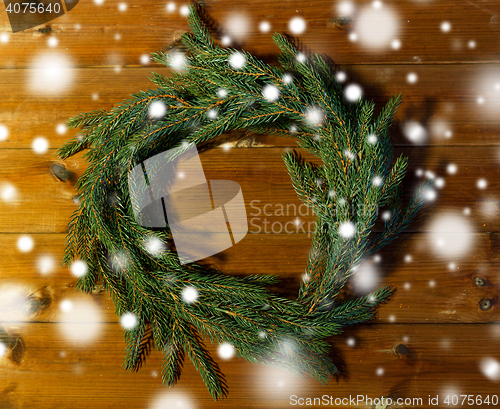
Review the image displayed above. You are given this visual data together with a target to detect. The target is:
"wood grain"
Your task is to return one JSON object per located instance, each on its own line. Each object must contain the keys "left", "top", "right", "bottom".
{"left": 1, "top": 0, "right": 500, "bottom": 407}
{"left": 1, "top": 64, "right": 500, "bottom": 149}
{"left": 0, "top": 0, "right": 500, "bottom": 67}
{"left": 0, "top": 323, "right": 499, "bottom": 409}
{"left": 0, "top": 231, "right": 498, "bottom": 325}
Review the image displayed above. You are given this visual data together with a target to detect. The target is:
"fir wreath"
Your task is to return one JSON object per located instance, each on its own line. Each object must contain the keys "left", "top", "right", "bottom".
{"left": 57, "top": 5, "right": 430, "bottom": 400}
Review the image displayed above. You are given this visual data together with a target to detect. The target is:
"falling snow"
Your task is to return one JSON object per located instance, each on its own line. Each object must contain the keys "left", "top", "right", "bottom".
{"left": 29, "top": 53, "right": 74, "bottom": 95}
{"left": 181, "top": 286, "right": 199, "bottom": 304}
{"left": 367, "top": 134, "right": 377, "bottom": 144}
{"left": 446, "top": 163, "right": 457, "bottom": 174}
{"left": 339, "top": 221, "right": 356, "bottom": 238}
{"left": 1, "top": 183, "right": 17, "bottom": 202}
{"left": 144, "top": 236, "right": 166, "bottom": 256}
{"left": 355, "top": 3, "right": 399, "bottom": 50}
{"left": 218, "top": 342, "right": 235, "bottom": 359}
{"left": 352, "top": 259, "right": 379, "bottom": 294}
{"left": 149, "top": 100, "right": 167, "bottom": 118}
{"left": 229, "top": 52, "right": 246, "bottom": 69}
{"left": 0, "top": 124, "right": 8, "bottom": 141}
{"left": 441, "top": 21, "right": 451, "bottom": 32}
{"left": 296, "top": 52, "right": 307, "bottom": 63}
{"left": 336, "top": 71, "right": 347, "bottom": 83}
{"left": 58, "top": 299, "right": 102, "bottom": 344}
{"left": 344, "top": 84, "right": 363, "bottom": 102}
{"left": 305, "top": 107, "right": 324, "bottom": 125}
{"left": 407, "top": 72, "right": 418, "bottom": 84}
{"left": 224, "top": 13, "right": 250, "bottom": 40}
{"left": 38, "top": 255, "right": 55, "bottom": 275}
{"left": 32, "top": 137, "right": 49, "bottom": 154}
{"left": 259, "top": 21, "right": 271, "bottom": 33}
{"left": 262, "top": 84, "right": 280, "bottom": 101}
{"left": 428, "top": 213, "right": 473, "bottom": 258}
{"left": 71, "top": 260, "right": 87, "bottom": 277}
{"left": 17, "top": 235, "right": 34, "bottom": 253}
{"left": 480, "top": 357, "right": 500, "bottom": 381}
{"left": 403, "top": 121, "right": 427, "bottom": 144}
{"left": 120, "top": 312, "right": 138, "bottom": 329}
{"left": 477, "top": 178, "right": 487, "bottom": 189}
{"left": 217, "top": 88, "right": 228, "bottom": 98}
{"left": 289, "top": 17, "right": 306, "bottom": 35}
{"left": 169, "top": 51, "right": 187, "bottom": 71}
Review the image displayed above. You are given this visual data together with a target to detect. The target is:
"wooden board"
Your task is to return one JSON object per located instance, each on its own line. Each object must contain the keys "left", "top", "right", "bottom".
{"left": 2, "top": 64, "right": 500, "bottom": 149}
{"left": 1, "top": 0, "right": 500, "bottom": 66}
{"left": 1, "top": 323, "right": 499, "bottom": 408}
{"left": 1, "top": 0, "right": 500, "bottom": 407}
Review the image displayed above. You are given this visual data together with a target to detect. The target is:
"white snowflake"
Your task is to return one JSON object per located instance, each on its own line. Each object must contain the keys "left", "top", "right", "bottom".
{"left": 339, "top": 221, "right": 356, "bottom": 238}
{"left": 480, "top": 358, "right": 500, "bottom": 381}
{"left": 207, "top": 109, "right": 218, "bottom": 119}
{"left": 0, "top": 342, "right": 7, "bottom": 357}
{"left": 403, "top": 121, "right": 427, "bottom": 144}
{"left": 181, "top": 286, "right": 198, "bottom": 304}
{"left": 372, "top": 176, "right": 383, "bottom": 186}
{"left": 296, "top": 52, "right": 307, "bottom": 63}
{"left": 0, "top": 33, "right": 10, "bottom": 43}
{"left": 352, "top": 259, "right": 379, "bottom": 293}
{"left": 47, "top": 37, "right": 58, "bottom": 47}
{"left": 428, "top": 214, "right": 473, "bottom": 258}
{"left": 144, "top": 236, "right": 166, "bottom": 256}
{"left": 0, "top": 124, "right": 8, "bottom": 141}
{"left": 367, "top": 134, "right": 377, "bottom": 144}
{"left": 29, "top": 53, "right": 74, "bottom": 95}
{"left": 441, "top": 21, "right": 451, "bottom": 32}
{"left": 446, "top": 163, "right": 457, "bottom": 174}
{"left": 259, "top": 21, "right": 271, "bottom": 33}
{"left": 17, "top": 235, "right": 34, "bottom": 253}
{"left": 356, "top": 4, "right": 398, "bottom": 50}
{"left": 391, "top": 39, "right": 401, "bottom": 50}
{"left": 435, "top": 177, "right": 445, "bottom": 188}
{"left": 344, "top": 84, "right": 363, "bottom": 102}
{"left": 224, "top": 13, "right": 250, "bottom": 40}
{"left": 217, "top": 342, "right": 235, "bottom": 359}
{"left": 262, "top": 84, "right": 280, "bottom": 101}
{"left": 166, "top": 2, "right": 176, "bottom": 12}
{"left": 404, "top": 254, "right": 412, "bottom": 263}
{"left": 407, "top": 72, "right": 418, "bottom": 84}
{"left": 140, "top": 54, "right": 150, "bottom": 65}
{"left": 305, "top": 107, "right": 324, "bottom": 125}
{"left": 32, "top": 137, "right": 49, "bottom": 154}
{"left": 217, "top": 88, "right": 228, "bottom": 98}
{"left": 229, "top": 52, "right": 246, "bottom": 69}
{"left": 336, "top": 71, "right": 347, "bottom": 83}
{"left": 477, "top": 178, "right": 487, "bottom": 189}
{"left": 338, "top": 1, "right": 355, "bottom": 15}
{"left": 376, "top": 367, "right": 384, "bottom": 376}
{"left": 38, "top": 255, "right": 55, "bottom": 275}
{"left": 346, "top": 337, "right": 356, "bottom": 347}
{"left": 179, "top": 5, "right": 190, "bottom": 16}
{"left": 169, "top": 51, "right": 187, "bottom": 71}
{"left": 118, "top": 2, "right": 127, "bottom": 11}
{"left": 289, "top": 17, "right": 306, "bottom": 35}
{"left": 1, "top": 183, "right": 17, "bottom": 202}
{"left": 70, "top": 260, "right": 87, "bottom": 277}
{"left": 468, "top": 40, "right": 476, "bottom": 49}
{"left": 120, "top": 312, "right": 138, "bottom": 329}
{"left": 282, "top": 74, "right": 293, "bottom": 84}
{"left": 149, "top": 100, "right": 167, "bottom": 118}
{"left": 381, "top": 210, "right": 391, "bottom": 220}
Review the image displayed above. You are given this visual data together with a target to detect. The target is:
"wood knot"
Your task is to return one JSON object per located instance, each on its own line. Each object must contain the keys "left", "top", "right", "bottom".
{"left": 394, "top": 343, "right": 410, "bottom": 356}
{"left": 331, "top": 16, "right": 354, "bottom": 29}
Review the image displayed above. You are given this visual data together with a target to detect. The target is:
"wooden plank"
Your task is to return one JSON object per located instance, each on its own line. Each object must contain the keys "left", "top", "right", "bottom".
{"left": 0, "top": 323, "right": 499, "bottom": 408}
{"left": 0, "top": 146, "right": 498, "bottom": 233}
{"left": 0, "top": 231, "right": 498, "bottom": 324}
{"left": 1, "top": 64, "right": 500, "bottom": 148}
{"left": 1, "top": 0, "right": 500, "bottom": 67}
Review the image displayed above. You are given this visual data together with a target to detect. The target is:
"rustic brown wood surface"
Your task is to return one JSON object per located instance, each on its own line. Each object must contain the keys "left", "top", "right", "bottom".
{"left": 1, "top": 0, "right": 500, "bottom": 408}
